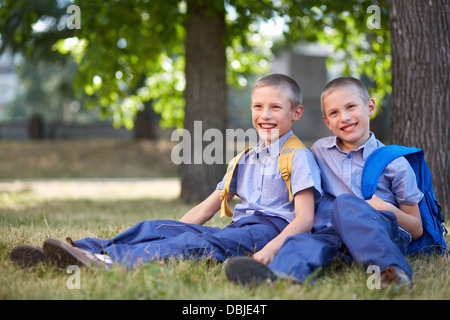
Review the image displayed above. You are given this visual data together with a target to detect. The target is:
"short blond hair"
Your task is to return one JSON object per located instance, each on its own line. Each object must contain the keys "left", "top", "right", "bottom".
{"left": 321, "top": 77, "right": 370, "bottom": 115}
{"left": 252, "top": 73, "right": 302, "bottom": 109}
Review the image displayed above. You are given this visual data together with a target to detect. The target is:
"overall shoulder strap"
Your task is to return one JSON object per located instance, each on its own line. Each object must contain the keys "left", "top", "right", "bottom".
{"left": 361, "top": 145, "right": 423, "bottom": 200}
{"left": 220, "top": 148, "right": 250, "bottom": 219}
{"left": 278, "top": 135, "right": 306, "bottom": 202}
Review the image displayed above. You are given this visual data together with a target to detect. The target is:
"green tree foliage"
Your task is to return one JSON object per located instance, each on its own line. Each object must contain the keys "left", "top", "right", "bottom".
{"left": 1, "top": 0, "right": 390, "bottom": 129}
{"left": 281, "top": 0, "right": 390, "bottom": 110}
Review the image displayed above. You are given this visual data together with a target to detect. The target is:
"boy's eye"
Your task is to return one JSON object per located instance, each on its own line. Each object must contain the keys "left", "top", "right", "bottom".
{"left": 328, "top": 111, "right": 337, "bottom": 116}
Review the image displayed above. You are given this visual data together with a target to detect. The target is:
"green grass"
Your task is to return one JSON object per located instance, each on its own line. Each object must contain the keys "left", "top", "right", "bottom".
{"left": 1, "top": 139, "right": 449, "bottom": 300}
{"left": 1, "top": 179, "right": 449, "bottom": 300}
{"left": 0, "top": 139, "right": 178, "bottom": 179}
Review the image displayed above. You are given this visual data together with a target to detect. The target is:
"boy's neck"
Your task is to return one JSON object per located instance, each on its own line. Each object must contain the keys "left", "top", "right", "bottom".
{"left": 261, "top": 130, "right": 291, "bottom": 147}
{"left": 259, "top": 131, "right": 292, "bottom": 151}
{"left": 337, "top": 132, "right": 372, "bottom": 152}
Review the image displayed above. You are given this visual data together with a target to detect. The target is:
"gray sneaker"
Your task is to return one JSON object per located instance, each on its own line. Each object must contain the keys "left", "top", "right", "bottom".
{"left": 10, "top": 245, "right": 46, "bottom": 268}
{"left": 225, "top": 257, "right": 278, "bottom": 286}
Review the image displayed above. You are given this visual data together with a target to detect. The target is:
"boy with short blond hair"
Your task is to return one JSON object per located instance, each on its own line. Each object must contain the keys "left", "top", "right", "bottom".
{"left": 226, "top": 77, "right": 423, "bottom": 288}
{"left": 11, "top": 74, "right": 322, "bottom": 269}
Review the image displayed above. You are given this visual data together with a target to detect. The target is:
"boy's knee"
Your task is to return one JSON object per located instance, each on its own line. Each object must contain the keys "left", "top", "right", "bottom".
{"left": 332, "top": 194, "right": 356, "bottom": 216}
{"left": 331, "top": 194, "right": 370, "bottom": 223}
{"left": 335, "top": 194, "right": 362, "bottom": 207}
{"left": 280, "top": 233, "right": 310, "bottom": 251}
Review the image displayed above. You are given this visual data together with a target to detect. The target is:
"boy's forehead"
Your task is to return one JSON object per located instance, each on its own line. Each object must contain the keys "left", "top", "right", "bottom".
{"left": 253, "top": 84, "right": 279, "bottom": 93}
{"left": 323, "top": 87, "right": 366, "bottom": 107}
{"left": 252, "top": 85, "right": 284, "bottom": 100}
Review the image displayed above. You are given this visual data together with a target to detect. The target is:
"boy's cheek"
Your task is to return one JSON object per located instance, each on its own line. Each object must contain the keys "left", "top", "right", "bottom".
{"left": 322, "top": 116, "right": 335, "bottom": 132}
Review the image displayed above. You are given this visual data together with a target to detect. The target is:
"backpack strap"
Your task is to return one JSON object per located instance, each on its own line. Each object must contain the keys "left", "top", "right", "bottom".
{"left": 220, "top": 148, "right": 250, "bottom": 219}
{"left": 278, "top": 135, "right": 306, "bottom": 202}
{"left": 361, "top": 145, "right": 423, "bottom": 200}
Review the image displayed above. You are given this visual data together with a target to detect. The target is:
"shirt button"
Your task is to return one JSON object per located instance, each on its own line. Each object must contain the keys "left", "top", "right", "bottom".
{"left": 347, "top": 155, "right": 352, "bottom": 159}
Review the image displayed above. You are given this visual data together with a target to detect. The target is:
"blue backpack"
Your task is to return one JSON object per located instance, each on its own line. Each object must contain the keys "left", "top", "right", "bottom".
{"left": 361, "top": 145, "right": 447, "bottom": 256}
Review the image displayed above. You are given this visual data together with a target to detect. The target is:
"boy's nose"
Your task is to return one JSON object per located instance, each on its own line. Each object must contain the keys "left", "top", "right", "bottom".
{"left": 341, "top": 110, "right": 352, "bottom": 122}
{"left": 261, "top": 107, "right": 272, "bottom": 119}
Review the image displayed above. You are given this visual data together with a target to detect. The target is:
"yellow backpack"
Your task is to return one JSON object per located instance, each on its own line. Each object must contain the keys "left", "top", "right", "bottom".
{"left": 220, "top": 135, "right": 306, "bottom": 218}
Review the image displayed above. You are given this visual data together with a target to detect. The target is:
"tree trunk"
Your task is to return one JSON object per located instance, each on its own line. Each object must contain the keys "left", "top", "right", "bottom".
{"left": 134, "top": 104, "right": 157, "bottom": 140}
{"left": 181, "top": 0, "right": 227, "bottom": 202}
{"left": 389, "top": 0, "right": 449, "bottom": 216}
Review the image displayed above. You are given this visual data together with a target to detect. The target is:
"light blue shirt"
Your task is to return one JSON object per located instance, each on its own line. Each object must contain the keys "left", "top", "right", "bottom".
{"left": 311, "top": 134, "right": 423, "bottom": 236}
{"left": 217, "top": 131, "right": 323, "bottom": 223}
{"left": 311, "top": 133, "right": 423, "bottom": 207}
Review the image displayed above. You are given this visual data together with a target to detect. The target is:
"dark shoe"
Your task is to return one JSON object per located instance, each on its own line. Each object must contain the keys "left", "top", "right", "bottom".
{"left": 10, "top": 245, "right": 46, "bottom": 268}
{"left": 380, "top": 265, "right": 412, "bottom": 289}
{"left": 225, "top": 257, "right": 277, "bottom": 286}
{"left": 43, "top": 238, "right": 110, "bottom": 269}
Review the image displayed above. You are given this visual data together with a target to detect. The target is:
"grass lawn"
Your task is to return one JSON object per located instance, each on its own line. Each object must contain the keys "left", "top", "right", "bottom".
{"left": 0, "top": 138, "right": 178, "bottom": 179}
{"left": 0, "top": 139, "right": 449, "bottom": 301}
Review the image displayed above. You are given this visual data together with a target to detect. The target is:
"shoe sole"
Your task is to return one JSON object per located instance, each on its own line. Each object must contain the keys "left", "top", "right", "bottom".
{"left": 43, "top": 239, "right": 92, "bottom": 268}
{"left": 225, "top": 257, "right": 277, "bottom": 286}
{"left": 10, "top": 245, "right": 46, "bottom": 268}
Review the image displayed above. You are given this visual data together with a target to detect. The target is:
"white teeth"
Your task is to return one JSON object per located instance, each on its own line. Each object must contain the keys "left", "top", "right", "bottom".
{"left": 342, "top": 123, "right": 356, "bottom": 132}
{"left": 261, "top": 124, "right": 276, "bottom": 129}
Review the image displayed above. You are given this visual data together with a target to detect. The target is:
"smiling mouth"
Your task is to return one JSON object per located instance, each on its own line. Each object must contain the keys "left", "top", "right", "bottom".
{"left": 259, "top": 123, "right": 277, "bottom": 130}
{"left": 340, "top": 123, "right": 357, "bottom": 132}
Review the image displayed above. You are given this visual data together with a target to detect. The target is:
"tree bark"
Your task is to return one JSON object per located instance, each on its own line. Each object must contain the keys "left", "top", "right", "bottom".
{"left": 181, "top": 0, "right": 227, "bottom": 202}
{"left": 389, "top": 0, "right": 449, "bottom": 216}
{"left": 134, "top": 104, "right": 157, "bottom": 140}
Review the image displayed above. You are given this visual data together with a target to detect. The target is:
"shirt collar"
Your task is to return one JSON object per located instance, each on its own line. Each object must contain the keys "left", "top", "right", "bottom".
{"left": 326, "top": 132, "right": 376, "bottom": 160}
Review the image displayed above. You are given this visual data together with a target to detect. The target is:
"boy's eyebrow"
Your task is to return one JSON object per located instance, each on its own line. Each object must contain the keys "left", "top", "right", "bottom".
{"left": 324, "top": 99, "right": 359, "bottom": 111}
{"left": 323, "top": 106, "right": 337, "bottom": 114}
{"left": 251, "top": 99, "right": 286, "bottom": 105}
{"left": 343, "top": 100, "right": 358, "bottom": 107}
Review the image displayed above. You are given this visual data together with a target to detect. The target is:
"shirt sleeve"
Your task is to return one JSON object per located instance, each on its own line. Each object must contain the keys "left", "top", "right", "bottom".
{"left": 290, "top": 149, "right": 323, "bottom": 202}
{"left": 216, "top": 166, "right": 238, "bottom": 195}
{"left": 389, "top": 157, "right": 423, "bottom": 205}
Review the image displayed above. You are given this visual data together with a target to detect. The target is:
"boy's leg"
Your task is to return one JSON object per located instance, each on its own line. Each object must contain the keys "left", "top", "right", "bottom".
{"left": 105, "top": 214, "right": 288, "bottom": 269}
{"left": 330, "top": 194, "right": 413, "bottom": 278}
{"left": 268, "top": 226, "right": 342, "bottom": 281}
{"left": 72, "top": 219, "right": 220, "bottom": 253}
{"left": 46, "top": 219, "right": 220, "bottom": 268}
{"left": 198, "top": 213, "right": 288, "bottom": 259}
{"left": 226, "top": 226, "right": 342, "bottom": 285}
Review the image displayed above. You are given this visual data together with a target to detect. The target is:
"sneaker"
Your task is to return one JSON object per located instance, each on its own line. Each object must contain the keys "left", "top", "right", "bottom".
{"left": 43, "top": 238, "right": 111, "bottom": 269}
{"left": 380, "top": 265, "right": 412, "bottom": 289}
{"left": 10, "top": 245, "right": 47, "bottom": 268}
{"left": 225, "top": 257, "right": 277, "bottom": 286}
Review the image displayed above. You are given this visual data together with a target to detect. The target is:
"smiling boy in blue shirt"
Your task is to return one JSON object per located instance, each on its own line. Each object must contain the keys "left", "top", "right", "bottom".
{"left": 10, "top": 74, "right": 322, "bottom": 269}
{"left": 226, "top": 77, "right": 423, "bottom": 288}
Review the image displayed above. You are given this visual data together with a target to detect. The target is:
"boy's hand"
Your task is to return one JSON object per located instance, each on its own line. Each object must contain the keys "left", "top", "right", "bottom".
{"left": 366, "top": 194, "right": 423, "bottom": 240}
{"left": 365, "top": 194, "right": 392, "bottom": 212}
{"left": 250, "top": 188, "right": 315, "bottom": 265}
{"left": 252, "top": 245, "right": 278, "bottom": 265}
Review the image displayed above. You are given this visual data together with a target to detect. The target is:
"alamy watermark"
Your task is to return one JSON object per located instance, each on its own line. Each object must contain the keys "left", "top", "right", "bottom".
{"left": 66, "top": 5, "right": 81, "bottom": 30}
{"left": 366, "top": 265, "right": 381, "bottom": 289}
{"left": 66, "top": 265, "right": 81, "bottom": 289}
{"left": 170, "top": 121, "right": 280, "bottom": 165}
{"left": 366, "top": 5, "right": 381, "bottom": 29}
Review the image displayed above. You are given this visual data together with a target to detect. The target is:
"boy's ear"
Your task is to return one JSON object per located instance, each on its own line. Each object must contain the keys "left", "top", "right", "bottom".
{"left": 292, "top": 105, "right": 304, "bottom": 121}
{"left": 322, "top": 115, "right": 332, "bottom": 130}
{"left": 368, "top": 98, "right": 376, "bottom": 116}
